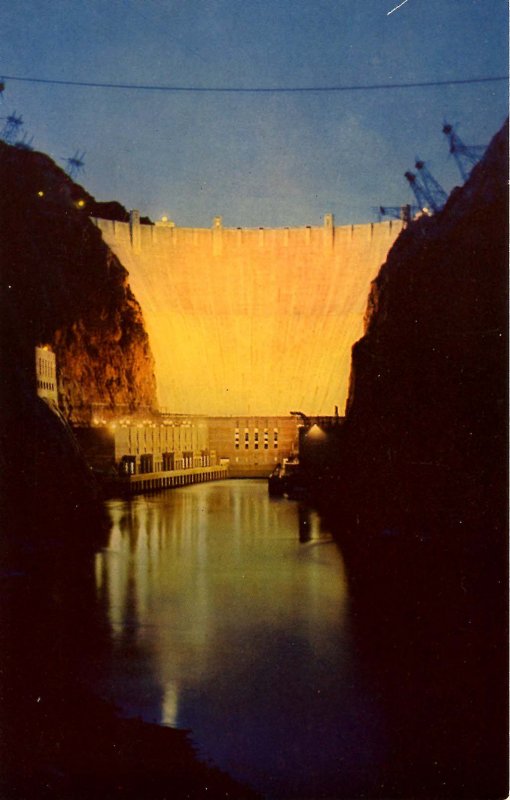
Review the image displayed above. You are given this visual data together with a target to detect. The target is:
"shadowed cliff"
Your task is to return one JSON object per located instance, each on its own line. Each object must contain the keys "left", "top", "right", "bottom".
{"left": 0, "top": 141, "right": 157, "bottom": 424}
{"left": 314, "top": 120, "right": 508, "bottom": 798}
{"left": 329, "top": 119, "right": 508, "bottom": 542}
{"left": 0, "top": 142, "right": 157, "bottom": 547}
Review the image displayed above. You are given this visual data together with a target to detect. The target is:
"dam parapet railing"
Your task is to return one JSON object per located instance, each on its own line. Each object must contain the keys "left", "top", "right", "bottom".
{"left": 91, "top": 214, "right": 404, "bottom": 254}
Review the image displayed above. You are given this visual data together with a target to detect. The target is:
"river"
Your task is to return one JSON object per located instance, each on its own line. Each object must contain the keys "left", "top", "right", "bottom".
{"left": 3, "top": 478, "right": 505, "bottom": 797}
{"left": 90, "top": 479, "right": 385, "bottom": 798}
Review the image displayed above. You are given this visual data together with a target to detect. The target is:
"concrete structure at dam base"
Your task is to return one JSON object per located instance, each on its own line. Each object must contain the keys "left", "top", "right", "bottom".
{"left": 207, "top": 415, "right": 300, "bottom": 478}
{"left": 74, "top": 413, "right": 304, "bottom": 486}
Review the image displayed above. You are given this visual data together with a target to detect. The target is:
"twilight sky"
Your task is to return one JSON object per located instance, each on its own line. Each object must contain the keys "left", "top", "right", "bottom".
{"left": 1, "top": 0, "right": 507, "bottom": 227}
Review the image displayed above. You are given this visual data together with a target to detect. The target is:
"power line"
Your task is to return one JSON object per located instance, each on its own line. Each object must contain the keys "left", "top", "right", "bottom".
{"left": 0, "top": 73, "right": 507, "bottom": 94}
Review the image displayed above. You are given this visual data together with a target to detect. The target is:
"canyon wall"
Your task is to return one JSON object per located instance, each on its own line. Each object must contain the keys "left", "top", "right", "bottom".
{"left": 337, "top": 119, "right": 508, "bottom": 538}
{"left": 323, "top": 120, "right": 509, "bottom": 799}
{"left": 0, "top": 142, "right": 157, "bottom": 424}
{"left": 94, "top": 216, "right": 403, "bottom": 416}
{"left": 0, "top": 142, "right": 157, "bottom": 542}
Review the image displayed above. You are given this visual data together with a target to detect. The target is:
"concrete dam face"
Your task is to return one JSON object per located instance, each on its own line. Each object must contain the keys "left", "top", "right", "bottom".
{"left": 94, "top": 216, "right": 403, "bottom": 416}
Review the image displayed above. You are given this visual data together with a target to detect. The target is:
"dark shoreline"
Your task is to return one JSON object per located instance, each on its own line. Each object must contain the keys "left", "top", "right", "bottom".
{"left": 1, "top": 682, "right": 259, "bottom": 800}
{"left": 327, "top": 515, "right": 508, "bottom": 799}
{"left": 0, "top": 544, "right": 260, "bottom": 800}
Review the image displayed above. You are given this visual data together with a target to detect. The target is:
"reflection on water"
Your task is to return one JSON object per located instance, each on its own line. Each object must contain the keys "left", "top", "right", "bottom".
{"left": 94, "top": 480, "right": 383, "bottom": 798}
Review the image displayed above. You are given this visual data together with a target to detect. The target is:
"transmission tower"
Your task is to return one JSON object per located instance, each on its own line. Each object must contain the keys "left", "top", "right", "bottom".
{"left": 404, "top": 171, "right": 431, "bottom": 212}
{"left": 0, "top": 111, "right": 24, "bottom": 144}
{"left": 377, "top": 204, "right": 419, "bottom": 223}
{"left": 64, "top": 150, "right": 86, "bottom": 179}
{"left": 14, "top": 133, "right": 34, "bottom": 151}
{"left": 442, "top": 123, "right": 486, "bottom": 183}
{"left": 414, "top": 159, "right": 448, "bottom": 212}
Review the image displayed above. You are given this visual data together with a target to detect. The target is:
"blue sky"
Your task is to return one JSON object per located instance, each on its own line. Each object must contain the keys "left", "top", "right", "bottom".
{"left": 1, "top": 0, "right": 507, "bottom": 226}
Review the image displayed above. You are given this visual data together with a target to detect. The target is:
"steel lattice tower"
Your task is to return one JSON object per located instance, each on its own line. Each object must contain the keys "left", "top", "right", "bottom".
{"left": 64, "top": 150, "right": 86, "bottom": 179}
{"left": 14, "top": 133, "right": 34, "bottom": 151}
{"left": 404, "top": 171, "right": 431, "bottom": 212}
{"left": 442, "top": 123, "right": 486, "bottom": 183}
{"left": 414, "top": 159, "right": 448, "bottom": 212}
{"left": 377, "top": 204, "right": 419, "bottom": 223}
{"left": 0, "top": 111, "right": 24, "bottom": 144}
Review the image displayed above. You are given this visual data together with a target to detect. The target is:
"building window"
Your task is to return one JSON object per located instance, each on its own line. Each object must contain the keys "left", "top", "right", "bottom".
{"left": 140, "top": 454, "right": 153, "bottom": 474}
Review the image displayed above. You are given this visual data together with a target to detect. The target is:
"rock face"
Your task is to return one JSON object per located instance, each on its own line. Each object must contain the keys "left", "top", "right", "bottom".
{"left": 0, "top": 142, "right": 157, "bottom": 546}
{"left": 0, "top": 141, "right": 157, "bottom": 423}
{"left": 339, "top": 119, "right": 508, "bottom": 538}
{"left": 317, "top": 121, "right": 509, "bottom": 799}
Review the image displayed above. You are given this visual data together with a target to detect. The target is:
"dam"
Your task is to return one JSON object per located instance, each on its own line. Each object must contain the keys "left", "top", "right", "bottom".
{"left": 94, "top": 214, "right": 403, "bottom": 416}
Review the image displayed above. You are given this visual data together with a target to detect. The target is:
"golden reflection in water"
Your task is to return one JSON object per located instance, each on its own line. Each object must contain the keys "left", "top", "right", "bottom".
{"left": 162, "top": 680, "right": 179, "bottom": 727}
{"left": 95, "top": 482, "right": 349, "bottom": 734}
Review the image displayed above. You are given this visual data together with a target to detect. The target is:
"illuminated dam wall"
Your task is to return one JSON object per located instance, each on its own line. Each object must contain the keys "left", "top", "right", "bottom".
{"left": 93, "top": 215, "right": 403, "bottom": 416}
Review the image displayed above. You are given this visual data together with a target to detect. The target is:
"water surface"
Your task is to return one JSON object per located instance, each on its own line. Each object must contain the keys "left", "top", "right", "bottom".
{"left": 93, "top": 480, "right": 384, "bottom": 797}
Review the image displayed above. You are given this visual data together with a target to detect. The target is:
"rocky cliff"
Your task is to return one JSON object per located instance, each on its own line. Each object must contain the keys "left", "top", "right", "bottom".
{"left": 318, "top": 121, "right": 509, "bottom": 798}
{"left": 0, "top": 141, "right": 157, "bottom": 424}
{"left": 0, "top": 142, "right": 157, "bottom": 546}
{"left": 340, "top": 119, "right": 508, "bottom": 539}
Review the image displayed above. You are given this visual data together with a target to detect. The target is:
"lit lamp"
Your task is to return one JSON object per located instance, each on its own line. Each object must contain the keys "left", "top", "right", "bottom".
{"left": 306, "top": 423, "right": 326, "bottom": 441}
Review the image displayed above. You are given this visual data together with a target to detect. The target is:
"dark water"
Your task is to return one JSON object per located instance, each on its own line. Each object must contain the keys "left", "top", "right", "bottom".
{"left": 91, "top": 480, "right": 385, "bottom": 798}
{"left": 3, "top": 479, "right": 505, "bottom": 799}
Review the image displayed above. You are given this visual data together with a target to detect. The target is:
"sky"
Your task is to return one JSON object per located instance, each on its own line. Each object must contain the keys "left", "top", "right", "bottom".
{"left": 1, "top": 0, "right": 507, "bottom": 228}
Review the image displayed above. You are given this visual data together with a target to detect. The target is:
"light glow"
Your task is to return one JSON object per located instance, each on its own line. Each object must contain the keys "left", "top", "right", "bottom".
{"left": 97, "top": 220, "right": 402, "bottom": 416}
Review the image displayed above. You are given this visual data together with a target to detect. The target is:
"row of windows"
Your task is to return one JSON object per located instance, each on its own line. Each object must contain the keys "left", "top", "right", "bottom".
{"left": 233, "top": 421, "right": 279, "bottom": 428}
{"left": 234, "top": 428, "right": 278, "bottom": 437}
{"left": 234, "top": 427, "right": 277, "bottom": 449}
{"left": 37, "top": 380, "right": 55, "bottom": 391}
{"left": 235, "top": 443, "right": 277, "bottom": 450}
{"left": 125, "top": 452, "right": 211, "bottom": 469}
{"left": 127, "top": 428, "right": 197, "bottom": 447}
{"left": 36, "top": 357, "right": 55, "bottom": 379}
